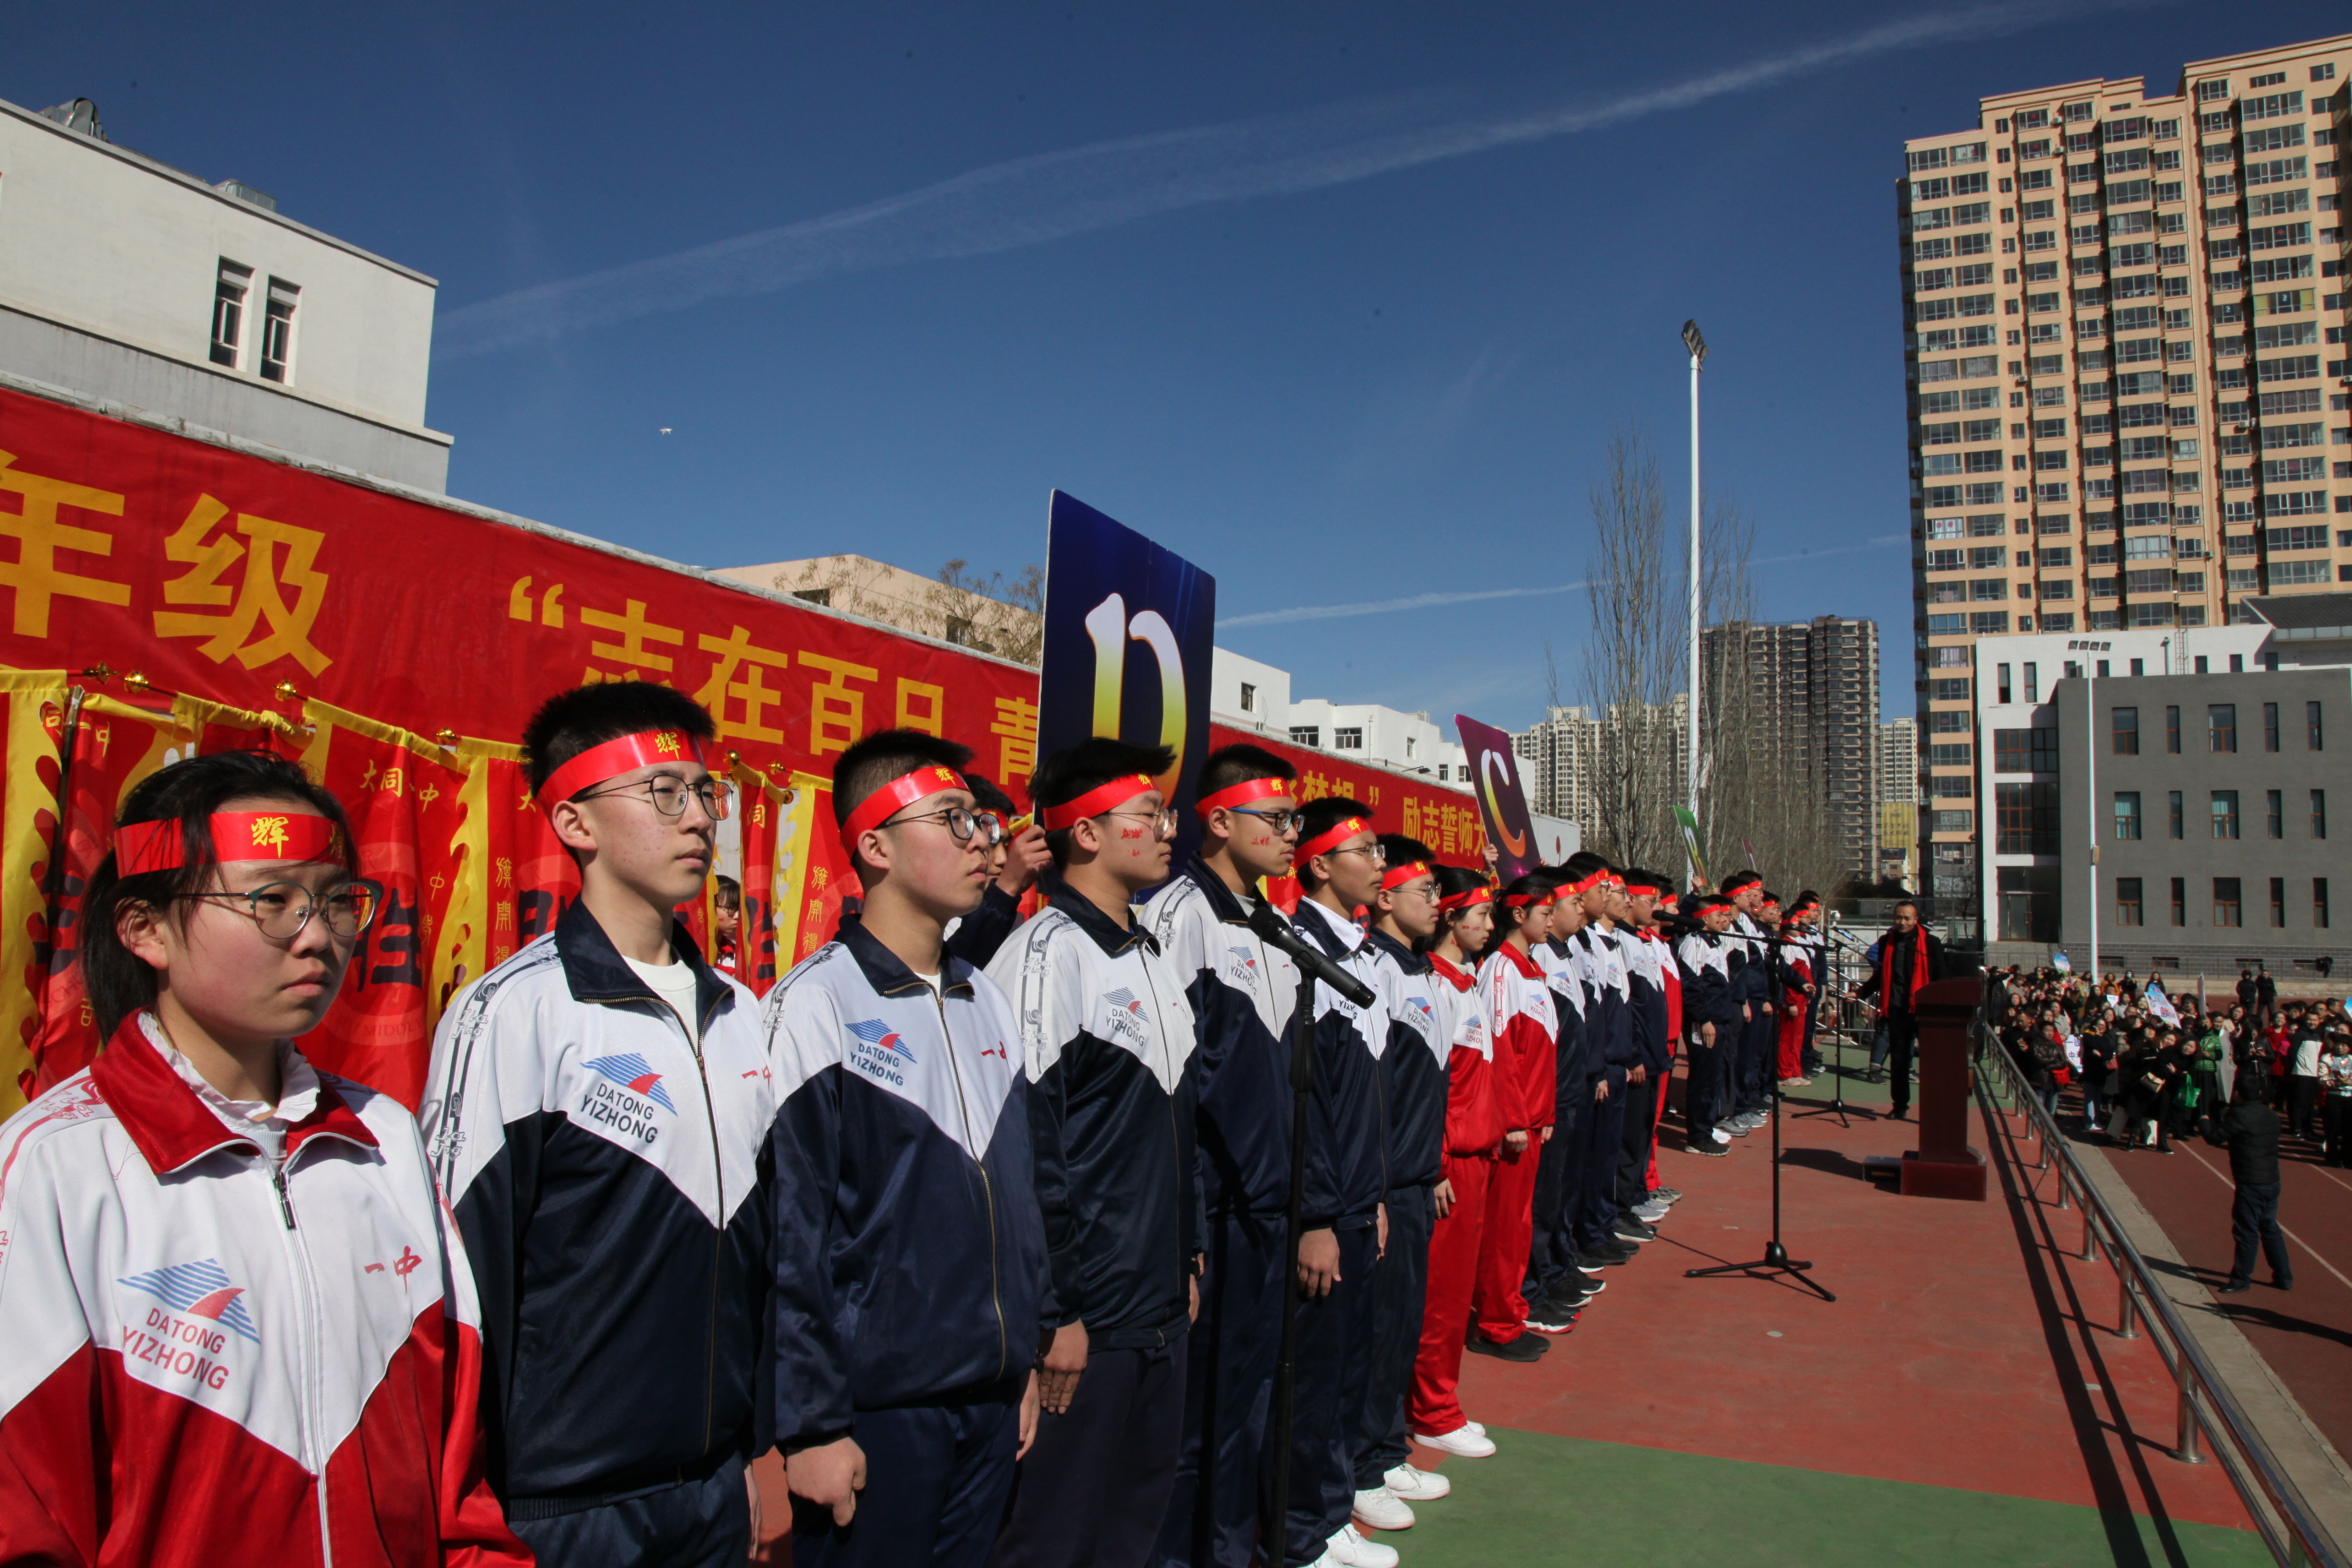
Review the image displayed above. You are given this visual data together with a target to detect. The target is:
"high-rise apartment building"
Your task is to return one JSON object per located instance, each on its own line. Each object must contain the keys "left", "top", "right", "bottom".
{"left": 1512, "top": 697, "right": 1686, "bottom": 847}
{"left": 1700, "top": 618, "right": 1883, "bottom": 879}
{"left": 1877, "top": 717, "right": 1919, "bottom": 884}
{"left": 1903, "top": 34, "right": 2352, "bottom": 924}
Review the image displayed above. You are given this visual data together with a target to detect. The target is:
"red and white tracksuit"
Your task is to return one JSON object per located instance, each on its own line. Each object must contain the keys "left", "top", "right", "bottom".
{"left": 1777, "top": 946, "right": 1814, "bottom": 1083}
{"left": 1409, "top": 955, "right": 1505, "bottom": 1436}
{"left": 1469, "top": 943, "right": 1556, "bottom": 1343}
{"left": 0, "top": 1013, "right": 525, "bottom": 1568}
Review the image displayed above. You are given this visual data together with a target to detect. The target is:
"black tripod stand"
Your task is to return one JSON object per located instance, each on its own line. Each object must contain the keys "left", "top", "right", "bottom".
{"left": 1685, "top": 1074, "right": 1836, "bottom": 1301}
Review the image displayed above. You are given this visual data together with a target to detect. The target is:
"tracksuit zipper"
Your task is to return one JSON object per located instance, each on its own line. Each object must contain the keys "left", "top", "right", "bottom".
{"left": 270, "top": 1157, "right": 334, "bottom": 1566}
{"left": 683, "top": 1006, "right": 725, "bottom": 1461}
{"left": 1135, "top": 952, "right": 1186, "bottom": 1317}
{"left": 931, "top": 988, "right": 1007, "bottom": 1379}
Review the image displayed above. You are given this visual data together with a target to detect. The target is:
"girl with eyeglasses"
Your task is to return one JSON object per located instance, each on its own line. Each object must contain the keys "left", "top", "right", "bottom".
{"left": 0, "top": 749, "right": 526, "bottom": 1566}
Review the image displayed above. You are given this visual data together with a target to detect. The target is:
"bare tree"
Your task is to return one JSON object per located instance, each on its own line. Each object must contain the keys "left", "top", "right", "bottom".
{"left": 923, "top": 559, "right": 1044, "bottom": 667}
{"left": 1579, "top": 430, "right": 1684, "bottom": 873}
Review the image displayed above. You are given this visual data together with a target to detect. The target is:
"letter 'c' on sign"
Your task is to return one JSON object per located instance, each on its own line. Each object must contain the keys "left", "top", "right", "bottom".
{"left": 1083, "top": 592, "right": 1187, "bottom": 799}
{"left": 1479, "top": 749, "right": 1527, "bottom": 858}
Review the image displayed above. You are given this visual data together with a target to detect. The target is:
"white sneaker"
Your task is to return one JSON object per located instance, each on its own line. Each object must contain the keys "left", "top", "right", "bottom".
{"left": 1353, "top": 1485, "right": 1415, "bottom": 1532}
{"left": 1413, "top": 1422, "right": 1497, "bottom": 1457}
{"left": 1709, "top": 1127, "right": 1732, "bottom": 1145}
{"left": 1320, "top": 1523, "right": 1402, "bottom": 1567}
{"left": 1386, "top": 1463, "right": 1451, "bottom": 1501}
{"left": 1631, "top": 1200, "right": 1669, "bottom": 1223}
{"left": 1462, "top": 1419, "right": 1488, "bottom": 1438}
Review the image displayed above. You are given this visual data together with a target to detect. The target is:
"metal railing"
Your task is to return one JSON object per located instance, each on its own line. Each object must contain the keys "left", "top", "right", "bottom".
{"left": 1969, "top": 976, "right": 2347, "bottom": 1568}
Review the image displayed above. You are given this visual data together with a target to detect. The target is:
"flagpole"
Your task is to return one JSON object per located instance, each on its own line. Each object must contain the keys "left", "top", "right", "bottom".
{"left": 1683, "top": 320, "right": 1706, "bottom": 890}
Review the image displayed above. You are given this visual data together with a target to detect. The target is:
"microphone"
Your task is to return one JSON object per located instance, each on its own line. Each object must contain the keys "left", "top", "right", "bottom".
{"left": 1248, "top": 900, "right": 1378, "bottom": 1009}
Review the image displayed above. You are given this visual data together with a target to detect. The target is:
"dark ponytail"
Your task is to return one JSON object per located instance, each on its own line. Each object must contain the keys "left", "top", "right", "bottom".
{"left": 84, "top": 750, "right": 352, "bottom": 1042}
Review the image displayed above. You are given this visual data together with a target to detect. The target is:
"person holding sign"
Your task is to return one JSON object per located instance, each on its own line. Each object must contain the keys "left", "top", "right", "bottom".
{"left": 988, "top": 741, "right": 1200, "bottom": 1568}
{"left": 1143, "top": 744, "right": 1304, "bottom": 1568}
{"left": 2, "top": 750, "right": 527, "bottom": 1567}
{"left": 422, "top": 685, "right": 775, "bottom": 1567}
{"left": 762, "top": 730, "right": 1048, "bottom": 1568}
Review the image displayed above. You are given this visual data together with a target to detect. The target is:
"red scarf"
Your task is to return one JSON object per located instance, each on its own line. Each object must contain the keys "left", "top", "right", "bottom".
{"left": 1902, "top": 925, "right": 1931, "bottom": 1009}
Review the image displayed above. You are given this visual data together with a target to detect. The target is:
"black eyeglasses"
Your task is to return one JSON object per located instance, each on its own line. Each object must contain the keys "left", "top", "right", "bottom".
{"left": 175, "top": 879, "right": 384, "bottom": 941}
{"left": 888, "top": 805, "right": 1001, "bottom": 846}
{"left": 1099, "top": 806, "right": 1179, "bottom": 841}
{"left": 1223, "top": 806, "right": 1302, "bottom": 835}
{"left": 575, "top": 772, "right": 732, "bottom": 820}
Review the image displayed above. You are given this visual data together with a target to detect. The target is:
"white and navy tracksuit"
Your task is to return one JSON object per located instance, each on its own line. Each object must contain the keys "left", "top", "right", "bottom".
{"left": 763, "top": 917, "right": 1050, "bottom": 1568}
{"left": 1619, "top": 931, "right": 1674, "bottom": 1209}
{"left": 1283, "top": 898, "right": 1390, "bottom": 1566}
{"left": 1569, "top": 926, "right": 1636, "bottom": 1255}
{"left": 421, "top": 900, "right": 776, "bottom": 1565}
{"left": 1352, "top": 930, "right": 1449, "bottom": 1492}
{"left": 986, "top": 884, "right": 1199, "bottom": 1568}
{"left": 1524, "top": 938, "right": 1587, "bottom": 1299}
{"left": 1141, "top": 859, "right": 1299, "bottom": 1568}
{"left": 1676, "top": 929, "right": 1740, "bottom": 1145}
{"left": 2, "top": 1012, "right": 526, "bottom": 1567}
{"left": 1729, "top": 913, "right": 1774, "bottom": 1115}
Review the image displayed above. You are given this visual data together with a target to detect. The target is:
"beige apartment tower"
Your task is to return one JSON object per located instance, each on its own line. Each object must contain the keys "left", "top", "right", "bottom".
{"left": 1903, "top": 33, "right": 2350, "bottom": 928}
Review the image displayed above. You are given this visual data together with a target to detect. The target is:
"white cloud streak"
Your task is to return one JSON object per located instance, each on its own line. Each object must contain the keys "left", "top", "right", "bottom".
{"left": 438, "top": 0, "right": 2153, "bottom": 357}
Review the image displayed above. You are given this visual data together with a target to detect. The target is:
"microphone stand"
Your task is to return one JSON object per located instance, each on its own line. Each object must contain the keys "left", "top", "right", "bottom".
{"left": 1248, "top": 899, "right": 1376, "bottom": 1554}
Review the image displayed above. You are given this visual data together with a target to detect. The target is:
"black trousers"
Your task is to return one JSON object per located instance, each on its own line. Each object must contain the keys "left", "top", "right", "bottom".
{"left": 1615, "top": 1072, "right": 1657, "bottom": 1211}
{"left": 995, "top": 1341, "right": 1188, "bottom": 1568}
{"left": 1351, "top": 1184, "right": 1433, "bottom": 1489}
{"left": 509, "top": 1454, "right": 748, "bottom": 1568}
{"left": 1683, "top": 1033, "right": 1724, "bottom": 1146}
{"left": 2289, "top": 1076, "right": 2323, "bottom": 1141}
{"left": 1277, "top": 1223, "right": 1378, "bottom": 1565}
{"left": 792, "top": 1396, "right": 1020, "bottom": 1568}
{"left": 1573, "top": 1081, "right": 1629, "bottom": 1254}
{"left": 2228, "top": 1181, "right": 2291, "bottom": 1286}
{"left": 1155, "top": 1210, "right": 1283, "bottom": 1568}
{"left": 2326, "top": 1097, "right": 2352, "bottom": 1168}
{"left": 1524, "top": 1103, "right": 1582, "bottom": 1295}
{"left": 1736, "top": 1006, "right": 1774, "bottom": 1113}
{"left": 1883, "top": 1011, "right": 1919, "bottom": 1113}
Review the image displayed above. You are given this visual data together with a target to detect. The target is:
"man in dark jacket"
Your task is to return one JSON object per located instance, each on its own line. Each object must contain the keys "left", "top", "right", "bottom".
{"left": 2215, "top": 1081, "right": 2295, "bottom": 1293}
{"left": 1850, "top": 901, "right": 1945, "bottom": 1121}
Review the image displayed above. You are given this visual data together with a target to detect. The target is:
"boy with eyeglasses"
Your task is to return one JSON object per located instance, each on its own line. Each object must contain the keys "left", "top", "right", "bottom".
{"left": 1282, "top": 798, "right": 1396, "bottom": 1568}
{"left": 764, "top": 729, "right": 1049, "bottom": 1567}
{"left": 422, "top": 683, "right": 776, "bottom": 1565}
{"left": 987, "top": 739, "right": 1199, "bottom": 1568}
{"left": 1143, "top": 743, "right": 1304, "bottom": 1568}
{"left": 943, "top": 772, "right": 1049, "bottom": 969}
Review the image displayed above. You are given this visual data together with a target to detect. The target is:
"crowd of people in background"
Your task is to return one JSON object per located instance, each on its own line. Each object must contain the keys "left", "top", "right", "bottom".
{"left": 1, "top": 674, "right": 1892, "bottom": 1568}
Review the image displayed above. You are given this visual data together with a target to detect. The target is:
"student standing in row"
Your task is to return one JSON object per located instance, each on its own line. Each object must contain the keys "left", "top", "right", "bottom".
{"left": 765, "top": 731, "right": 1048, "bottom": 1567}
{"left": 1144, "top": 744, "right": 1303, "bottom": 1568}
{"left": 3, "top": 751, "right": 527, "bottom": 1567}
{"left": 1467, "top": 874, "right": 1557, "bottom": 1362}
{"left": 988, "top": 741, "right": 1199, "bottom": 1568}
{"left": 423, "top": 685, "right": 775, "bottom": 1566}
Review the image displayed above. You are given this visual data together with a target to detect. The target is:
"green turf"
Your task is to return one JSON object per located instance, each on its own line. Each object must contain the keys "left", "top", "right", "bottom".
{"left": 1393, "top": 1428, "right": 2272, "bottom": 1568}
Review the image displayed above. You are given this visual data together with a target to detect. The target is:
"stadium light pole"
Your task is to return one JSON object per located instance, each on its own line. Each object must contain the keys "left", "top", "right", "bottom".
{"left": 1683, "top": 319, "right": 1707, "bottom": 890}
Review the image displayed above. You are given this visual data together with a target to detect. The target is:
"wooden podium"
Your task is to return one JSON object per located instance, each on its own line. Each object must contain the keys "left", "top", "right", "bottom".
{"left": 1876, "top": 976, "right": 1988, "bottom": 1201}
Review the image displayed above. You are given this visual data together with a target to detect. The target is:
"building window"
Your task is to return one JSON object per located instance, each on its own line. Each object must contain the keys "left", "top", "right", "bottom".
{"left": 2311, "top": 700, "right": 2325, "bottom": 750}
{"left": 1289, "top": 727, "right": 1320, "bottom": 749}
{"left": 1997, "top": 865, "right": 2060, "bottom": 941}
{"left": 1995, "top": 781, "right": 2059, "bottom": 853}
{"left": 2208, "top": 703, "right": 2235, "bottom": 752}
{"left": 2170, "top": 876, "right": 2186, "bottom": 926}
{"left": 2115, "top": 876, "right": 2144, "bottom": 926}
{"left": 2213, "top": 877, "right": 2242, "bottom": 928}
{"left": 2023, "top": 662, "right": 2039, "bottom": 702}
{"left": 259, "top": 278, "right": 299, "bottom": 384}
{"left": 1332, "top": 727, "right": 1364, "bottom": 752}
{"left": 2314, "top": 788, "right": 2328, "bottom": 839}
{"left": 1238, "top": 682, "right": 1256, "bottom": 714}
{"left": 2268, "top": 789, "right": 2284, "bottom": 838}
{"left": 2111, "top": 705, "right": 2139, "bottom": 754}
{"left": 2212, "top": 790, "right": 2240, "bottom": 839}
{"left": 2113, "top": 791, "right": 2142, "bottom": 839}
{"left": 1992, "top": 728, "right": 2057, "bottom": 772}
{"left": 2166, "top": 705, "right": 2181, "bottom": 753}
{"left": 791, "top": 587, "right": 831, "bottom": 607}
{"left": 210, "top": 260, "right": 251, "bottom": 368}
{"left": 1997, "top": 662, "right": 2012, "bottom": 702}
{"left": 2318, "top": 878, "right": 2333, "bottom": 929}
{"left": 2263, "top": 701, "right": 2280, "bottom": 751}
{"left": 2270, "top": 876, "right": 2287, "bottom": 927}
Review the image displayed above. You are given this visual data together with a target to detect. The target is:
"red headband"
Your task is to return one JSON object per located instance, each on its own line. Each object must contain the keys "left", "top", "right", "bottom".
{"left": 1502, "top": 891, "right": 1554, "bottom": 910}
{"left": 1195, "top": 777, "right": 1296, "bottom": 819}
{"left": 841, "top": 765, "right": 970, "bottom": 850}
{"left": 1567, "top": 868, "right": 1607, "bottom": 896}
{"left": 1380, "top": 859, "right": 1432, "bottom": 892}
{"left": 1293, "top": 816, "right": 1371, "bottom": 865}
{"left": 1438, "top": 885, "right": 1492, "bottom": 912}
{"left": 540, "top": 730, "right": 707, "bottom": 809}
{"left": 116, "top": 811, "right": 345, "bottom": 876}
{"left": 1625, "top": 884, "right": 1660, "bottom": 898}
{"left": 1041, "top": 774, "right": 1157, "bottom": 832}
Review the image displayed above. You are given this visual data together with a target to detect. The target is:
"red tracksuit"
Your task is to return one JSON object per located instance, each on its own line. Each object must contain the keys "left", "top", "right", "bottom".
{"left": 1470, "top": 943, "right": 1556, "bottom": 1342}
{"left": 1409, "top": 955, "right": 1505, "bottom": 1436}
{"left": 1777, "top": 947, "right": 1814, "bottom": 1082}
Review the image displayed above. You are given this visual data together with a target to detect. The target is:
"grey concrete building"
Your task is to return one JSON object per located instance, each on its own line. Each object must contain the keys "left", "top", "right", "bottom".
{"left": 2054, "top": 665, "right": 2350, "bottom": 977}
{"left": 1701, "top": 617, "right": 1882, "bottom": 881}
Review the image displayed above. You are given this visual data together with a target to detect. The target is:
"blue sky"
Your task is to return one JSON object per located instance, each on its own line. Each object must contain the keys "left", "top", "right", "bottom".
{"left": 19, "top": 2, "right": 2341, "bottom": 732}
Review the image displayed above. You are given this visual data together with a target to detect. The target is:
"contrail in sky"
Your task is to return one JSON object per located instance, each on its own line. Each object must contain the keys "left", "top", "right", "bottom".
{"left": 1217, "top": 533, "right": 1906, "bottom": 628}
{"left": 439, "top": 0, "right": 2154, "bottom": 357}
